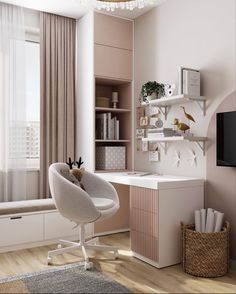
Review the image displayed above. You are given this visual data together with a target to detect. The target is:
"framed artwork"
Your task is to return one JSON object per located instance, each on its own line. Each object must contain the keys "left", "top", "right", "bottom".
{"left": 149, "top": 142, "right": 159, "bottom": 152}
{"left": 136, "top": 107, "right": 145, "bottom": 126}
{"left": 149, "top": 151, "right": 160, "bottom": 162}
{"left": 142, "top": 140, "right": 148, "bottom": 152}
{"left": 136, "top": 128, "right": 145, "bottom": 139}
{"left": 140, "top": 116, "right": 149, "bottom": 126}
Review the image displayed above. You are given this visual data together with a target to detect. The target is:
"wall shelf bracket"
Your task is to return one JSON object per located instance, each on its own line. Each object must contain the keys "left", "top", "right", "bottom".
{"left": 195, "top": 100, "right": 206, "bottom": 116}
{"left": 158, "top": 106, "right": 169, "bottom": 120}
{"left": 195, "top": 140, "right": 206, "bottom": 156}
{"left": 158, "top": 142, "right": 168, "bottom": 154}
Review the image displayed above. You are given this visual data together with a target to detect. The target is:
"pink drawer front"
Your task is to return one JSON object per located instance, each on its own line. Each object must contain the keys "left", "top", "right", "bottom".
{"left": 130, "top": 208, "right": 158, "bottom": 237}
{"left": 130, "top": 186, "right": 158, "bottom": 214}
{"left": 131, "top": 231, "right": 159, "bottom": 262}
{"left": 130, "top": 186, "right": 159, "bottom": 262}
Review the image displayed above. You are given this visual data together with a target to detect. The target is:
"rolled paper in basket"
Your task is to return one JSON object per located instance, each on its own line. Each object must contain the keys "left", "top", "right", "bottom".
{"left": 214, "top": 210, "right": 218, "bottom": 226}
{"left": 194, "top": 210, "right": 201, "bottom": 232}
{"left": 206, "top": 208, "right": 214, "bottom": 232}
{"left": 200, "top": 209, "right": 206, "bottom": 232}
{"left": 214, "top": 212, "right": 224, "bottom": 232}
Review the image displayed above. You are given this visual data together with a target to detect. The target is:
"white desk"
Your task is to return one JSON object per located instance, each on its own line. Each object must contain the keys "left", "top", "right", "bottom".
{"left": 96, "top": 172, "right": 204, "bottom": 268}
{"left": 96, "top": 172, "right": 204, "bottom": 190}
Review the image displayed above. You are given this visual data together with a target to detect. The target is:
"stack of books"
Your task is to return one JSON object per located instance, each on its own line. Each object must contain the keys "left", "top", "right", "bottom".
{"left": 96, "top": 113, "right": 119, "bottom": 140}
{"left": 147, "top": 128, "right": 174, "bottom": 139}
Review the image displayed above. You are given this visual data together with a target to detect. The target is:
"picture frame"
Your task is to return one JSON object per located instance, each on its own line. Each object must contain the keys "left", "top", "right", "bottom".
{"left": 136, "top": 128, "right": 145, "bottom": 139}
{"left": 140, "top": 116, "right": 149, "bottom": 126}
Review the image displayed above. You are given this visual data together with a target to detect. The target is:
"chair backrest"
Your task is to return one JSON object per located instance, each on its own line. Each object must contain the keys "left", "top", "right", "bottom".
{"left": 48, "top": 163, "right": 101, "bottom": 224}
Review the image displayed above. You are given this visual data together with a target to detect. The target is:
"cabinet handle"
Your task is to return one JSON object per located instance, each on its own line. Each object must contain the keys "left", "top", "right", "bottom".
{"left": 10, "top": 216, "right": 22, "bottom": 220}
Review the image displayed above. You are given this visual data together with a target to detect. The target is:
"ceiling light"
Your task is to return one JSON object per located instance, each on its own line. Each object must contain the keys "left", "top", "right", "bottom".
{"left": 96, "top": 0, "right": 154, "bottom": 11}
{"left": 78, "top": 0, "right": 154, "bottom": 12}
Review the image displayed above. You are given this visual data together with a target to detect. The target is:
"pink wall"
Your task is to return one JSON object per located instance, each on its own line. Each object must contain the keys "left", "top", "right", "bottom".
{"left": 206, "top": 91, "right": 236, "bottom": 260}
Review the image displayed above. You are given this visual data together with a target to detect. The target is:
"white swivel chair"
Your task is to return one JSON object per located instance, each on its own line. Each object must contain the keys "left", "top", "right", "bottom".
{"left": 47, "top": 162, "right": 119, "bottom": 269}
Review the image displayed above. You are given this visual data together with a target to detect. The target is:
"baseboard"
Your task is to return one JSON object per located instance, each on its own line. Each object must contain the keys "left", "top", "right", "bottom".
{"left": 132, "top": 251, "right": 160, "bottom": 268}
{"left": 230, "top": 259, "right": 236, "bottom": 270}
{"left": 94, "top": 228, "right": 130, "bottom": 237}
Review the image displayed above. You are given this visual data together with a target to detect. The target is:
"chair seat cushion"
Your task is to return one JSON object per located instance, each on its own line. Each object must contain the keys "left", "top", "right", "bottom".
{"left": 91, "top": 197, "right": 115, "bottom": 210}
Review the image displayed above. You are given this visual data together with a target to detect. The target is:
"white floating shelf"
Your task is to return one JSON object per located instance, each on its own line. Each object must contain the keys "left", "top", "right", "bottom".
{"left": 95, "top": 107, "right": 131, "bottom": 113}
{"left": 142, "top": 136, "right": 207, "bottom": 155}
{"left": 142, "top": 136, "right": 206, "bottom": 142}
{"left": 148, "top": 94, "right": 205, "bottom": 106}
{"left": 146, "top": 94, "right": 206, "bottom": 118}
{"left": 95, "top": 139, "right": 131, "bottom": 143}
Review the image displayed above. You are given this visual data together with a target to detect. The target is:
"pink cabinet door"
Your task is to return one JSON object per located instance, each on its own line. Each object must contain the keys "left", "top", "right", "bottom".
{"left": 94, "top": 44, "right": 132, "bottom": 81}
{"left": 130, "top": 186, "right": 159, "bottom": 262}
{"left": 94, "top": 12, "right": 133, "bottom": 50}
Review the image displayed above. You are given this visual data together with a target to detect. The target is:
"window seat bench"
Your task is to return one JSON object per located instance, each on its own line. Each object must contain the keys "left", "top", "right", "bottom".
{"left": 0, "top": 199, "right": 56, "bottom": 216}
{"left": 0, "top": 199, "right": 93, "bottom": 253}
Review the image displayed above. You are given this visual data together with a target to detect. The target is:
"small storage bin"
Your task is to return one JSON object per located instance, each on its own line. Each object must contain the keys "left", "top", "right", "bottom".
{"left": 96, "top": 97, "right": 110, "bottom": 108}
{"left": 181, "top": 221, "right": 230, "bottom": 278}
{"left": 96, "top": 146, "right": 126, "bottom": 170}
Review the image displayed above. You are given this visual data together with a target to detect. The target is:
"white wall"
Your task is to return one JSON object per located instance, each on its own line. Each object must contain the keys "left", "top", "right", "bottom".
{"left": 134, "top": 0, "right": 236, "bottom": 178}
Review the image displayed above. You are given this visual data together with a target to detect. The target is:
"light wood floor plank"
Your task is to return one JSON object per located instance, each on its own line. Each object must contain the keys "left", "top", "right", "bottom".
{"left": 0, "top": 232, "right": 235, "bottom": 293}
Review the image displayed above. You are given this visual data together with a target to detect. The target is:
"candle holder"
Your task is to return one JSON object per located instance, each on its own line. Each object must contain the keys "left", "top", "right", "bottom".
{"left": 112, "top": 92, "right": 119, "bottom": 108}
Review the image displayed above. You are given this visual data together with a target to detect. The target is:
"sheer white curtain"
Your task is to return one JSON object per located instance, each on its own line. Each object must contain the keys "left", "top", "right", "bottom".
{"left": 0, "top": 3, "right": 28, "bottom": 202}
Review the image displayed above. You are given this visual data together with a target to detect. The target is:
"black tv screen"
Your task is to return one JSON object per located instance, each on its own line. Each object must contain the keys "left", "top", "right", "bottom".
{"left": 217, "top": 111, "right": 236, "bottom": 167}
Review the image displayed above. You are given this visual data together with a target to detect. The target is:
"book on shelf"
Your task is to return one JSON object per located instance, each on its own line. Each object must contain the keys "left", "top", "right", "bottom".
{"left": 148, "top": 128, "right": 173, "bottom": 133}
{"left": 96, "top": 112, "right": 120, "bottom": 140}
{"left": 115, "top": 120, "right": 119, "bottom": 140}
{"left": 107, "top": 112, "right": 112, "bottom": 140}
{"left": 147, "top": 128, "right": 175, "bottom": 139}
{"left": 110, "top": 116, "right": 115, "bottom": 140}
{"left": 96, "top": 113, "right": 107, "bottom": 140}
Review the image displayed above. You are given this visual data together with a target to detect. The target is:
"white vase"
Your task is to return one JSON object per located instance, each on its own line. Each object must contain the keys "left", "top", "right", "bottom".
{"left": 146, "top": 92, "right": 157, "bottom": 102}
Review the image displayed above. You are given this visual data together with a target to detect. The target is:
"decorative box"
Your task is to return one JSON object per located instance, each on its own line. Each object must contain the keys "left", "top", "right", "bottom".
{"left": 96, "top": 97, "right": 110, "bottom": 108}
{"left": 96, "top": 146, "right": 126, "bottom": 170}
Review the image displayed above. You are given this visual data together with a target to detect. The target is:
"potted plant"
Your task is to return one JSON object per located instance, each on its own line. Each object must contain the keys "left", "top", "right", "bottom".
{"left": 140, "top": 81, "right": 165, "bottom": 104}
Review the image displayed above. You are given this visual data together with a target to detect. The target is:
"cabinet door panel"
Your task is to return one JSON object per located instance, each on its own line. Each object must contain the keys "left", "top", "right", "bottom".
{"left": 94, "top": 44, "right": 132, "bottom": 80}
{"left": 0, "top": 214, "right": 44, "bottom": 247}
{"left": 94, "top": 12, "right": 133, "bottom": 50}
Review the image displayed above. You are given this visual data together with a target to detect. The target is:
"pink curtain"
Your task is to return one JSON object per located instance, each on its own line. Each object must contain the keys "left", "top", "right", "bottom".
{"left": 40, "top": 12, "right": 76, "bottom": 198}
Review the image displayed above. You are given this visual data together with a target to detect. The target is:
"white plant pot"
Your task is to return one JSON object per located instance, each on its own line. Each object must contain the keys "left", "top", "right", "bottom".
{"left": 146, "top": 92, "right": 157, "bottom": 102}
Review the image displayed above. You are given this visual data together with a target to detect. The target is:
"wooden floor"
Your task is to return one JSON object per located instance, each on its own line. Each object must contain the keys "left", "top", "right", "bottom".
{"left": 0, "top": 232, "right": 235, "bottom": 293}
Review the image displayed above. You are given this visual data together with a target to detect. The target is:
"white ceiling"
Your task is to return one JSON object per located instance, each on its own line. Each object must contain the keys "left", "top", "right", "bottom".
{"left": 0, "top": 0, "right": 166, "bottom": 20}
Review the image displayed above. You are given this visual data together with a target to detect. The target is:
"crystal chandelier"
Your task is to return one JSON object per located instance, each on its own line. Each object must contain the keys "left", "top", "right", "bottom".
{"left": 79, "top": 0, "right": 154, "bottom": 12}
{"left": 96, "top": 0, "right": 154, "bottom": 11}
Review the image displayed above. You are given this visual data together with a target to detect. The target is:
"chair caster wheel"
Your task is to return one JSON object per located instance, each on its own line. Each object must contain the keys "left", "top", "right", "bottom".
{"left": 84, "top": 261, "right": 93, "bottom": 270}
{"left": 114, "top": 250, "right": 119, "bottom": 259}
{"left": 47, "top": 256, "right": 53, "bottom": 265}
{"left": 57, "top": 244, "right": 62, "bottom": 249}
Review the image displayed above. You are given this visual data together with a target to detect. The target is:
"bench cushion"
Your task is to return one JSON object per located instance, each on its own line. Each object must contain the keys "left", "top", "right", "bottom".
{"left": 0, "top": 199, "right": 56, "bottom": 216}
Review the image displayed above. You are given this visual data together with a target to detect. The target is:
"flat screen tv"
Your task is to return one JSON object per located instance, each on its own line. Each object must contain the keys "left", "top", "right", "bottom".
{"left": 217, "top": 111, "right": 236, "bottom": 167}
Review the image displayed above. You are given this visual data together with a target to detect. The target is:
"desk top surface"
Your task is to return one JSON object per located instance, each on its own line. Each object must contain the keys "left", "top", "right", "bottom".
{"left": 95, "top": 172, "right": 204, "bottom": 190}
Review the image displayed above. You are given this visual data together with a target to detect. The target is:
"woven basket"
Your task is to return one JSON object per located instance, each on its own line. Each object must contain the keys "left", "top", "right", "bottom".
{"left": 181, "top": 221, "right": 230, "bottom": 278}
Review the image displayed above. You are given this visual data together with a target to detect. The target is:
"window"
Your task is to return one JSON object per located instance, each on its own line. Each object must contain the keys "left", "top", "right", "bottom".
{"left": 9, "top": 41, "right": 40, "bottom": 168}
{"left": 25, "top": 41, "right": 40, "bottom": 168}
